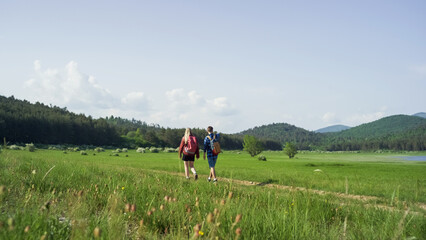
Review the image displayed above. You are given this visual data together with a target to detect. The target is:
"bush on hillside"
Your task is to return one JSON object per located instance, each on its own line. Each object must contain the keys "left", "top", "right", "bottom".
{"left": 95, "top": 147, "right": 105, "bottom": 153}
{"left": 9, "top": 145, "right": 22, "bottom": 150}
{"left": 163, "top": 148, "right": 177, "bottom": 153}
{"left": 26, "top": 143, "right": 36, "bottom": 152}
{"left": 136, "top": 148, "right": 145, "bottom": 153}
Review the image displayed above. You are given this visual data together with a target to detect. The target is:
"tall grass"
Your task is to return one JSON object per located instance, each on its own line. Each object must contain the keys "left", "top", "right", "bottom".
{"left": 0, "top": 149, "right": 424, "bottom": 239}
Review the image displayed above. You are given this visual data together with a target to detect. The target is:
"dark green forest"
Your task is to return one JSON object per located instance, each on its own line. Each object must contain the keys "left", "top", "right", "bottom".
{"left": 0, "top": 95, "right": 425, "bottom": 151}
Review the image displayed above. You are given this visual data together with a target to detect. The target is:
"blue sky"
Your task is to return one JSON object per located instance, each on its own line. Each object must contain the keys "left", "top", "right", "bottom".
{"left": 1, "top": 1, "right": 425, "bottom": 133}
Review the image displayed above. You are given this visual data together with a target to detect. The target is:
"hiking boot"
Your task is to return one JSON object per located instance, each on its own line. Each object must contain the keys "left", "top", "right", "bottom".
{"left": 207, "top": 178, "right": 211, "bottom": 182}
{"left": 213, "top": 179, "right": 217, "bottom": 183}
{"left": 195, "top": 174, "right": 198, "bottom": 180}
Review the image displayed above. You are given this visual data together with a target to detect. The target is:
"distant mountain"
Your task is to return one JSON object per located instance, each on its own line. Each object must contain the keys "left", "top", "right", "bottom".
{"left": 413, "top": 112, "right": 426, "bottom": 118}
{"left": 239, "top": 123, "right": 323, "bottom": 149}
{"left": 315, "top": 125, "right": 351, "bottom": 133}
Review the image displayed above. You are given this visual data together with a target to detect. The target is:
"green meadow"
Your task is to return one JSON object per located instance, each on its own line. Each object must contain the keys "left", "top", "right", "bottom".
{"left": 0, "top": 149, "right": 425, "bottom": 239}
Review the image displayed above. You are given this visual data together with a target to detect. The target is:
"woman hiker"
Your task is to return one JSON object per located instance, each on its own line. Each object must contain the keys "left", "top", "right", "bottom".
{"left": 178, "top": 128, "right": 199, "bottom": 180}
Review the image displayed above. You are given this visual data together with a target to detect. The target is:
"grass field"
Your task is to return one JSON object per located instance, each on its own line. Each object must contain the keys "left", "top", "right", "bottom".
{"left": 0, "top": 148, "right": 425, "bottom": 239}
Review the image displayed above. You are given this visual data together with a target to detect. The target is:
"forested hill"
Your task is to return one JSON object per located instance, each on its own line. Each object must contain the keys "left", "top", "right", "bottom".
{"left": 330, "top": 115, "right": 426, "bottom": 139}
{"left": 322, "top": 115, "right": 426, "bottom": 151}
{"left": 1, "top": 95, "right": 424, "bottom": 151}
{"left": 413, "top": 112, "right": 426, "bottom": 118}
{"left": 0, "top": 95, "right": 244, "bottom": 149}
{"left": 0, "top": 95, "right": 121, "bottom": 146}
{"left": 239, "top": 123, "right": 323, "bottom": 150}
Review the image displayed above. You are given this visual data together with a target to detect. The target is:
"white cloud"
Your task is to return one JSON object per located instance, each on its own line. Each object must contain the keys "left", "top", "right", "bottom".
{"left": 24, "top": 60, "right": 150, "bottom": 117}
{"left": 25, "top": 60, "right": 116, "bottom": 109}
{"left": 322, "top": 112, "right": 337, "bottom": 123}
{"left": 150, "top": 88, "right": 238, "bottom": 130}
{"left": 121, "top": 92, "right": 150, "bottom": 110}
{"left": 209, "top": 97, "right": 237, "bottom": 116}
{"left": 23, "top": 61, "right": 239, "bottom": 132}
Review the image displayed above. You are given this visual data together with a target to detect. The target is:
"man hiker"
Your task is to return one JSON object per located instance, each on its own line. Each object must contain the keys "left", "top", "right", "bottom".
{"left": 203, "top": 126, "right": 220, "bottom": 182}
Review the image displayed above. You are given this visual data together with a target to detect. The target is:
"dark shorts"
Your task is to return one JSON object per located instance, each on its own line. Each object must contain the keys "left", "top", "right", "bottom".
{"left": 182, "top": 154, "right": 195, "bottom": 161}
{"left": 207, "top": 156, "right": 217, "bottom": 168}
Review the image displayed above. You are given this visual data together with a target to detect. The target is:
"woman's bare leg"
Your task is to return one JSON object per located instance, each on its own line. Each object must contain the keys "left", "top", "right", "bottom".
{"left": 184, "top": 161, "right": 190, "bottom": 178}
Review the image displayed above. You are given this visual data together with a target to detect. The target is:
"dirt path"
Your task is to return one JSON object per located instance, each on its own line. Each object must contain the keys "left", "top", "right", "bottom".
{"left": 151, "top": 170, "right": 426, "bottom": 214}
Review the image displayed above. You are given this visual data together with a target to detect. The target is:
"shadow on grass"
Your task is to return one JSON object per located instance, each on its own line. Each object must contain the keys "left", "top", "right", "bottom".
{"left": 257, "top": 179, "right": 278, "bottom": 186}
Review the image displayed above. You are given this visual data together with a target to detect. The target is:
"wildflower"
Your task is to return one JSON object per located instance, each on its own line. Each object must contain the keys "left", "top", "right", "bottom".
{"left": 24, "top": 225, "right": 30, "bottom": 233}
{"left": 235, "top": 228, "right": 242, "bottom": 235}
{"left": 199, "top": 230, "right": 204, "bottom": 236}
{"left": 160, "top": 204, "right": 165, "bottom": 211}
{"left": 139, "top": 219, "right": 144, "bottom": 227}
{"left": 7, "top": 218, "right": 14, "bottom": 230}
{"left": 207, "top": 213, "right": 214, "bottom": 223}
{"left": 93, "top": 227, "right": 101, "bottom": 238}
{"left": 164, "top": 195, "right": 169, "bottom": 202}
{"left": 130, "top": 204, "right": 136, "bottom": 212}
{"left": 213, "top": 208, "right": 219, "bottom": 216}
{"left": 147, "top": 211, "right": 153, "bottom": 216}
{"left": 122, "top": 186, "right": 125, "bottom": 190}
{"left": 220, "top": 199, "right": 226, "bottom": 205}
{"left": 228, "top": 192, "right": 233, "bottom": 199}
{"left": 193, "top": 224, "right": 201, "bottom": 237}
{"left": 125, "top": 203, "right": 131, "bottom": 212}
{"left": 32, "top": 170, "right": 36, "bottom": 175}
{"left": 234, "top": 214, "right": 242, "bottom": 224}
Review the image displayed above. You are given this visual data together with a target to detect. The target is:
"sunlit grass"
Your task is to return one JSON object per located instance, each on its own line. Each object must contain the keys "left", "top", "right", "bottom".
{"left": 0, "top": 149, "right": 424, "bottom": 239}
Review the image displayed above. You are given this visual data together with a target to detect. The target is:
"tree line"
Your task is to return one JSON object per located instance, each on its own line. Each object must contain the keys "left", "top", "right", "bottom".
{"left": 1, "top": 95, "right": 424, "bottom": 151}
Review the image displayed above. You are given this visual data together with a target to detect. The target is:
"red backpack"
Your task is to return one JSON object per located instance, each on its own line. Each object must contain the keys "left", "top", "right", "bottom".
{"left": 184, "top": 136, "right": 197, "bottom": 155}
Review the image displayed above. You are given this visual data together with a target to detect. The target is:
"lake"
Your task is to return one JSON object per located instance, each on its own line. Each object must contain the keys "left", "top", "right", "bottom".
{"left": 393, "top": 156, "right": 426, "bottom": 161}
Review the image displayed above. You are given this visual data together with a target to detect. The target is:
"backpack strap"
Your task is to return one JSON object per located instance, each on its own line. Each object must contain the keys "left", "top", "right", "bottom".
{"left": 207, "top": 134, "right": 216, "bottom": 141}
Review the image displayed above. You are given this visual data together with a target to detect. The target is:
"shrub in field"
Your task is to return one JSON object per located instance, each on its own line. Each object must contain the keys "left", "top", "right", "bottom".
{"left": 149, "top": 147, "right": 161, "bottom": 153}
{"left": 122, "top": 148, "right": 128, "bottom": 152}
{"left": 243, "top": 135, "right": 263, "bottom": 157}
{"left": 115, "top": 148, "right": 122, "bottom": 153}
{"left": 94, "top": 147, "right": 104, "bottom": 152}
{"left": 163, "top": 148, "right": 177, "bottom": 153}
{"left": 80, "top": 151, "right": 87, "bottom": 155}
{"left": 258, "top": 155, "right": 267, "bottom": 161}
{"left": 136, "top": 148, "right": 145, "bottom": 153}
{"left": 26, "top": 143, "right": 36, "bottom": 152}
{"left": 8, "top": 145, "right": 22, "bottom": 150}
{"left": 283, "top": 142, "right": 298, "bottom": 159}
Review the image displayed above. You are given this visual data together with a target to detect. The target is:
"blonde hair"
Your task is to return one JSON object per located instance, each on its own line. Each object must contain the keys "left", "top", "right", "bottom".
{"left": 184, "top": 128, "right": 192, "bottom": 144}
